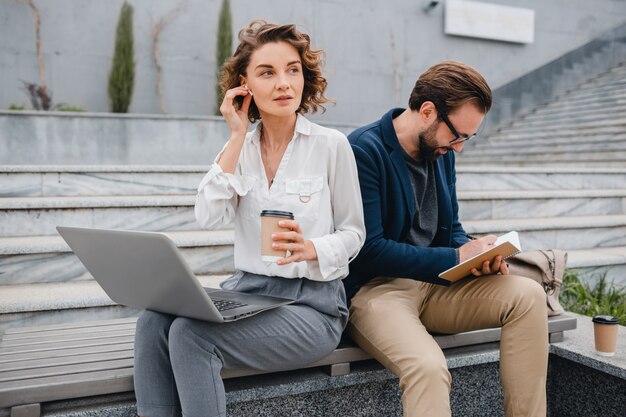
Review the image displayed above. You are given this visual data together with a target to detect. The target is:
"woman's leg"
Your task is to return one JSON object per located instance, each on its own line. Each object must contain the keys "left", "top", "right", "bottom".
{"left": 134, "top": 310, "right": 181, "bottom": 417}
{"left": 168, "top": 304, "right": 344, "bottom": 417}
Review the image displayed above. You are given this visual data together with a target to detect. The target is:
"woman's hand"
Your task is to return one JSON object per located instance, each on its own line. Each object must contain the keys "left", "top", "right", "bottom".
{"left": 271, "top": 219, "right": 318, "bottom": 265}
{"left": 219, "top": 85, "right": 253, "bottom": 138}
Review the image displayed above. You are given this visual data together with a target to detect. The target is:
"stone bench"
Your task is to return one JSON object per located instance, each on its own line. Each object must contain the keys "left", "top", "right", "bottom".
{"left": 0, "top": 315, "right": 577, "bottom": 417}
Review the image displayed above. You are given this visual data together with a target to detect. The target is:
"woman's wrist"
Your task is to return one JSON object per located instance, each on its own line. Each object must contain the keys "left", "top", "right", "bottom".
{"left": 303, "top": 240, "right": 318, "bottom": 261}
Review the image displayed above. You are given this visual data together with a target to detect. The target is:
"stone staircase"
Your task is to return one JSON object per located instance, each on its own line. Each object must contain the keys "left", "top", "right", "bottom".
{"left": 1, "top": 161, "right": 625, "bottom": 334}
{"left": 0, "top": 166, "right": 234, "bottom": 333}
{"left": 1, "top": 60, "right": 625, "bottom": 333}
{"left": 463, "top": 62, "right": 626, "bottom": 166}
{"left": 456, "top": 61, "right": 626, "bottom": 288}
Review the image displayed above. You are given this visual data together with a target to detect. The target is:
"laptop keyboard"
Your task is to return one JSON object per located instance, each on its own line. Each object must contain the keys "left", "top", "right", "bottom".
{"left": 211, "top": 298, "right": 248, "bottom": 312}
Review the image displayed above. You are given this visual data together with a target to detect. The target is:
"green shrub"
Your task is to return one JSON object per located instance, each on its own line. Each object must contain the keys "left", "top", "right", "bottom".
{"left": 215, "top": 0, "right": 232, "bottom": 114}
{"left": 56, "top": 104, "right": 87, "bottom": 112}
{"left": 560, "top": 270, "right": 626, "bottom": 325}
{"left": 8, "top": 103, "right": 26, "bottom": 110}
{"left": 108, "top": 1, "right": 135, "bottom": 113}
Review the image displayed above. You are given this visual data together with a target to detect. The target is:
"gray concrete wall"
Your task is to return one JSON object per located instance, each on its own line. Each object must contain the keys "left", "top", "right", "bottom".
{"left": 0, "top": 110, "right": 360, "bottom": 165}
{"left": 1, "top": 0, "right": 625, "bottom": 125}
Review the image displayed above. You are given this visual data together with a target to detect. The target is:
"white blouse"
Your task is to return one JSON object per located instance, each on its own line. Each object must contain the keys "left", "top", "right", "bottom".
{"left": 195, "top": 115, "right": 365, "bottom": 282}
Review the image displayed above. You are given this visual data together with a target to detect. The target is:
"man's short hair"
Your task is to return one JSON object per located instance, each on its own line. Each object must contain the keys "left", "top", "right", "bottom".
{"left": 408, "top": 61, "right": 492, "bottom": 115}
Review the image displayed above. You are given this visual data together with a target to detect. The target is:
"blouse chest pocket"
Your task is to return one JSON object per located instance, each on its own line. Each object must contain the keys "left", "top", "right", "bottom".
{"left": 284, "top": 176, "right": 325, "bottom": 220}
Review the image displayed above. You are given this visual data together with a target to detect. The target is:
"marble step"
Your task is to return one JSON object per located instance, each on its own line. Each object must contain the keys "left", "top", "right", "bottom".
{"left": 486, "top": 122, "right": 626, "bottom": 139}
{"left": 462, "top": 141, "right": 626, "bottom": 157}
{"left": 0, "top": 275, "right": 231, "bottom": 333}
{"left": 550, "top": 83, "right": 626, "bottom": 102}
{"left": 566, "top": 246, "right": 626, "bottom": 288}
{"left": 0, "top": 246, "right": 622, "bottom": 322}
{"left": 483, "top": 131, "right": 626, "bottom": 146}
{"left": 483, "top": 129, "right": 626, "bottom": 144}
{"left": 463, "top": 214, "right": 626, "bottom": 251}
{"left": 575, "top": 77, "right": 626, "bottom": 94}
{"left": 525, "top": 97, "right": 626, "bottom": 118}
{"left": 457, "top": 160, "right": 626, "bottom": 168}
{"left": 0, "top": 230, "right": 235, "bottom": 286}
{"left": 509, "top": 110, "right": 626, "bottom": 129}
{"left": 455, "top": 166, "right": 626, "bottom": 191}
{"left": 531, "top": 98, "right": 626, "bottom": 116}
{"left": 0, "top": 275, "right": 230, "bottom": 315}
{"left": 550, "top": 88, "right": 626, "bottom": 106}
{"left": 459, "top": 145, "right": 626, "bottom": 161}
{"left": 0, "top": 195, "right": 200, "bottom": 237}
{"left": 458, "top": 150, "right": 626, "bottom": 163}
{"left": 458, "top": 189, "right": 626, "bottom": 220}
{"left": 0, "top": 165, "right": 207, "bottom": 197}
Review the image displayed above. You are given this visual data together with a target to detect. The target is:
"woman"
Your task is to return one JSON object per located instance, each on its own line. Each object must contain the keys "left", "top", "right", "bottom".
{"left": 133, "top": 20, "right": 365, "bottom": 417}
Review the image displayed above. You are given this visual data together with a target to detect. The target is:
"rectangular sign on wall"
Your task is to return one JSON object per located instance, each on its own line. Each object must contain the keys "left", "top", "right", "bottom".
{"left": 445, "top": 0, "right": 535, "bottom": 44}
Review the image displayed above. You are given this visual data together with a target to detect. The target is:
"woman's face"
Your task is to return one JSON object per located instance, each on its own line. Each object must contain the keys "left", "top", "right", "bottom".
{"left": 242, "top": 41, "right": 304, "bottom": 118}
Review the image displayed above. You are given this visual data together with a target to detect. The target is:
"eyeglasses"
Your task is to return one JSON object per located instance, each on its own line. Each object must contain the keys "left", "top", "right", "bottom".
{"left": 435, "top": 105, "right": 477, "bottom": 146}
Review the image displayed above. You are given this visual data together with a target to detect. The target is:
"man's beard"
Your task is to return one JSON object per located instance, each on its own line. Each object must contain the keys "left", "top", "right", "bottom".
{"left": 418, "top": 121, "right": 445, "bottom": 162}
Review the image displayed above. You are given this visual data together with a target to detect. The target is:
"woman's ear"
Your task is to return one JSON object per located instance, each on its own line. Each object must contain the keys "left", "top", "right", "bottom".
{"left": 239, "top": 75, "right": 247, "bottom": 87}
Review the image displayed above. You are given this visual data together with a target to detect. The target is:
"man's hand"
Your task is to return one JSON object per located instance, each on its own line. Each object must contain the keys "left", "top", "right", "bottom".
{"left": 459, "top": 235, "right": 510, "bottom": 276}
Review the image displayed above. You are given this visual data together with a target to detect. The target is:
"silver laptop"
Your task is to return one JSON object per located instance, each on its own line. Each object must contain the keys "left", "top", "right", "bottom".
{"left": 57, "top": 226, "right": 294, "bottom": 323}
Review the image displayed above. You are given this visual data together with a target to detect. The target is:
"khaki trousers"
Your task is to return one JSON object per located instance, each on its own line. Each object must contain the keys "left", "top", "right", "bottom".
{"left": 347, "top": 274, "right": 548, "bottom": 417}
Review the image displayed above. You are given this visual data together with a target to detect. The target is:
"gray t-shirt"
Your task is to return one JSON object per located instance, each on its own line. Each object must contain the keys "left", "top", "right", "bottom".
{"left": 403, "top": 152, "right": 438, "bottom": 247}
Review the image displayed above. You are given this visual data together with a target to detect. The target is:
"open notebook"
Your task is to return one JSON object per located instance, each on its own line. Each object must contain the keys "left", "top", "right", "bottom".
{"left": 439, "top": 231, "right": 522, "bottom": 283}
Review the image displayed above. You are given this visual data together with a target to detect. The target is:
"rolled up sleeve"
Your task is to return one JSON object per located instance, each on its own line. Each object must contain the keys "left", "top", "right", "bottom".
{"left": 195, "top": 150, "right": 255, "bottom": 230}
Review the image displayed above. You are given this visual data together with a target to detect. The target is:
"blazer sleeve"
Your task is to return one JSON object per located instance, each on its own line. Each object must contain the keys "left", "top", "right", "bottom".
{"left": 351, "top": 142, "right": 456, "bottom": 285}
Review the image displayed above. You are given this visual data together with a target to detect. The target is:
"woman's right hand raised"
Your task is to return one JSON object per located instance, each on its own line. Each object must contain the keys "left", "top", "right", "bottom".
{"left": 219, "top": 86, "right": 253, "bottom": 138}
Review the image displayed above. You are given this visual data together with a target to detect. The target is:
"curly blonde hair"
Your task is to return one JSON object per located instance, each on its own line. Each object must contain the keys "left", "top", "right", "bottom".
{"left": 219, "top": 20, "right": 333, "bottom": 122}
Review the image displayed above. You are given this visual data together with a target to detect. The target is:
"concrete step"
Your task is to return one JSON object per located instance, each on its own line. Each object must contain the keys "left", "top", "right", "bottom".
{"left": 552, "top": 85, "right": 626, "bottom": 104}
{"left": 0, "top": 275, "right": 230, "bottom": 315}
{"left": 455, "top": 166, "right": 626, "bottom": 191}
{"left": 458, "top": 160, "right": 626, "bottom": 168}
{"left": 486, "top": 123, "right": 626, "bottom": 139}
{"left": 0, "top": 230, "right": 235, "bottom": 286}
{"left": 550, "top": 83, "right": 626, "bottom": 103}
{"left": 462, "top": 141, "right": 626, "bottom": 157}
{"left": 526, "top": 99, "right": 626, "bottom": 117}
{"left": 509, "top": 110, "right": 626, "bottom": 129}
{"left": 482, "top": 131, "right": 626, "bottom": 146}
{"left": 458, "top": 189, "right": 626, "bottom": 220}
{"left": 0, "top": 275, "right": 231, "bottom": 334}
{"left": 459, "top": 150, "right": 626, "bottom": 164}
{"left": 575, "top": 77, "right": 626, "bottom": 94}
{"left": 464, "top": 214, "right": 626, "bottom": 251}
{"left": 567, "top": 246, "right": 626, "bottom": 287}
{"left": 0, "top": 165, "right": 207, "bottom": 197}
{"left": 0, "top": 195, "right": 200, "bottom": 237}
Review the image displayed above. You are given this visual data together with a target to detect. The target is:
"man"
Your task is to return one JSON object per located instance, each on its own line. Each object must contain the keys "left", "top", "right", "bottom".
{"left": 344, "top": 61, "right": 548, "bottom": 417}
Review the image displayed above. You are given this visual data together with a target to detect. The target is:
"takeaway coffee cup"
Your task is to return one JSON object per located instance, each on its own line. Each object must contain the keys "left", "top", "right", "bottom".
{"left": 592, "top": 315, "right": 619, "bottom": 357}
{"left": 260, "top": 210, "right": 294, "bottom": 262}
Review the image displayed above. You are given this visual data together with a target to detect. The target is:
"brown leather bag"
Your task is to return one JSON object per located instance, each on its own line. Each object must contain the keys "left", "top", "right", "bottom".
{"left": 507, "top": 249, "right": 567, "bottom": 316}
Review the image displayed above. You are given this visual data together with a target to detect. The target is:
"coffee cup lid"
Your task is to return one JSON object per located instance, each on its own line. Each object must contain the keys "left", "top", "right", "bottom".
{"left": 592, "top": 315, "right": 619, "bottom": 325}
{"left": 260, "top": 210, "right": 294, "bottom": 219}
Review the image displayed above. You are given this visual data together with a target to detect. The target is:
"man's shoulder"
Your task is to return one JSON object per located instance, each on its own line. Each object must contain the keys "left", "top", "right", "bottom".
{"left": 348, "top": 120, "right": 384, "bottom": 150}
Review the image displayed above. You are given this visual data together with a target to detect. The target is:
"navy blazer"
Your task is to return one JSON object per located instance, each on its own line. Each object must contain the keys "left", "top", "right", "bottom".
{"left": 343, "top": 108, "right": 470, "bottom": 301}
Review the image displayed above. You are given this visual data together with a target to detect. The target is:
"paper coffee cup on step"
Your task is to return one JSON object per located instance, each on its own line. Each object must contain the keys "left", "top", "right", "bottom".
{"left": 260, "top": 210, "right": 294, "bottom": 262}
{"left": 592, "top": 315, "right": 619, "bottom": 357}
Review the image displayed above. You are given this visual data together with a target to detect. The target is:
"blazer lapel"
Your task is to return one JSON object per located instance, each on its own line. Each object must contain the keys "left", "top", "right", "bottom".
{"left": 381, "top": 109, "right": 416, "bottom": 217}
